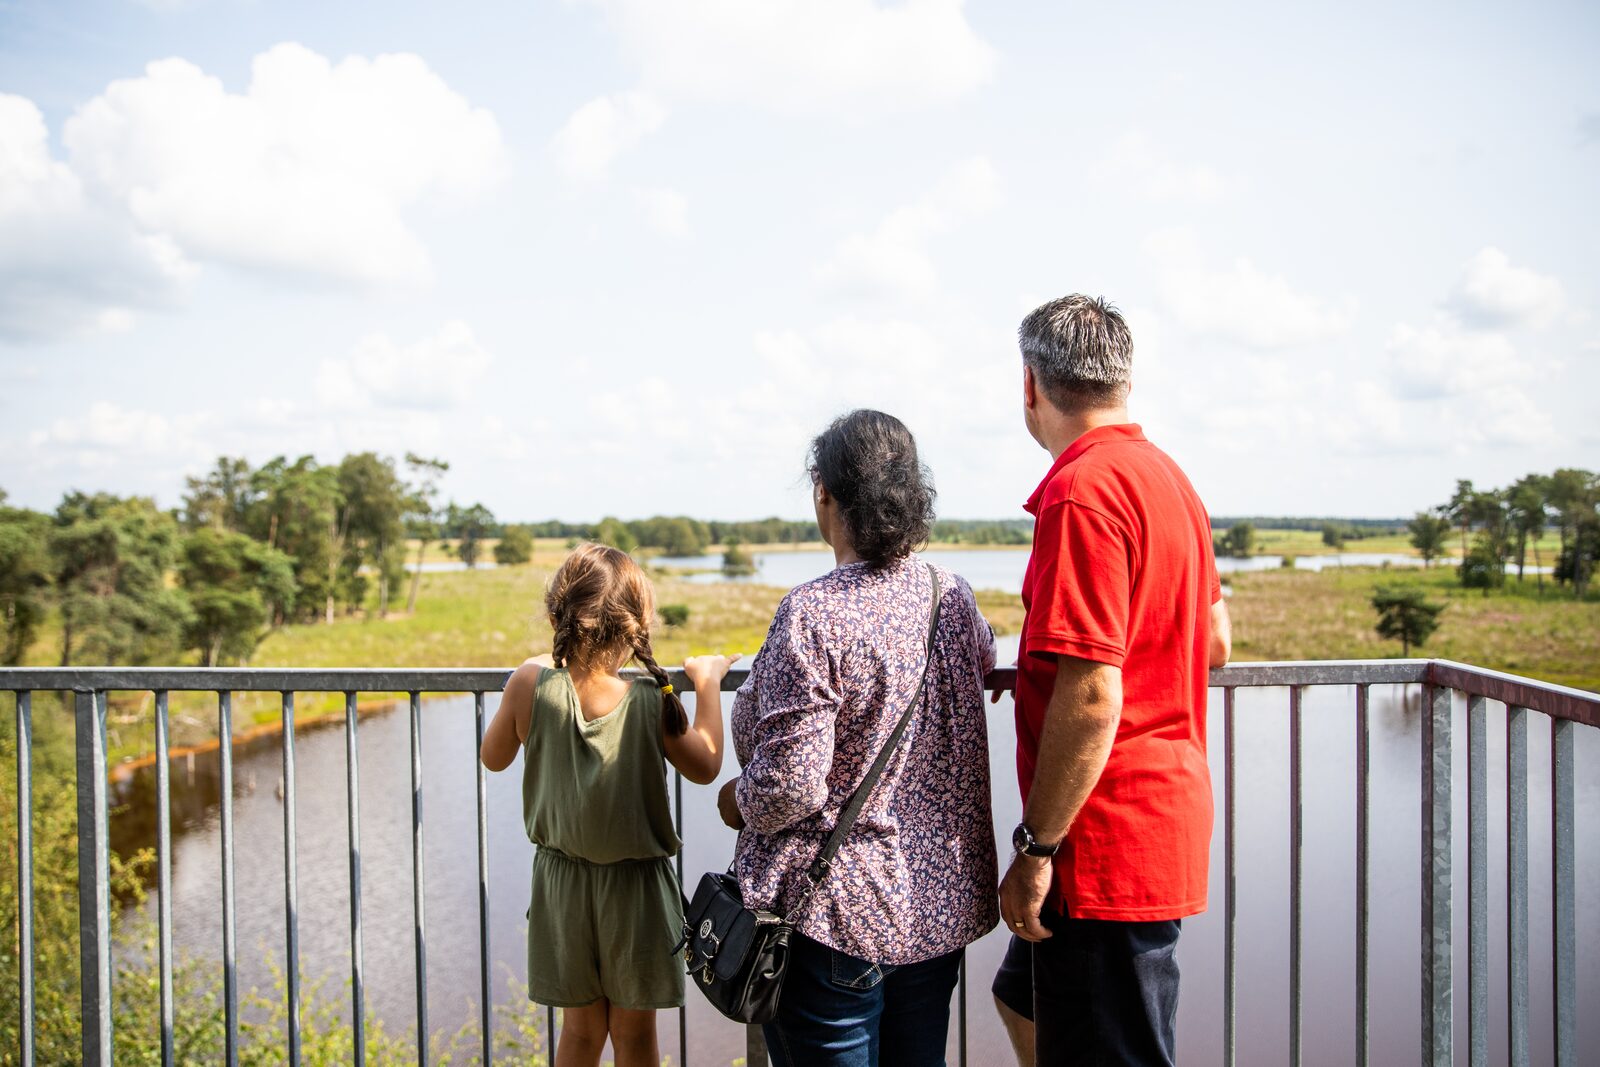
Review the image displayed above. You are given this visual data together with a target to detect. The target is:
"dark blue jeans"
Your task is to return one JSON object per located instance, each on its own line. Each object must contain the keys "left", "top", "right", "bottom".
{"left": 1032, "top": 910, "right": 1182, "bottom": 1067}
{"left": 764, "top": 931, "right": 963, "bottom": 1067}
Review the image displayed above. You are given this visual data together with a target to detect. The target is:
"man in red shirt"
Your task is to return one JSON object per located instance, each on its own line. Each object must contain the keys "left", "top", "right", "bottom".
{"left": 993, "top": 295, "right": 1230, "bottom": 1066}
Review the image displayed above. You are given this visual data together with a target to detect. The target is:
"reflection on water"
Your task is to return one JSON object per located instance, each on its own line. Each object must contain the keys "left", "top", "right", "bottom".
{"left": 112, "top": 639, "right": 1600, "bottom": 1063}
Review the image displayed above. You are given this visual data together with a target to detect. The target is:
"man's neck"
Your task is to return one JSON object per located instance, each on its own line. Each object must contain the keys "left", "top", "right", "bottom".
{"left": 1039, "top": 406, "right": 1131, "bottom": 460}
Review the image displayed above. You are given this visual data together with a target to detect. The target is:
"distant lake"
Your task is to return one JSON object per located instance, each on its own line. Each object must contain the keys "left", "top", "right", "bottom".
{"left": 654, "top": 548, "right": 1436, "bottom": 595}
{"left": 405, "top": 560, "right": 499, "bottom": 573}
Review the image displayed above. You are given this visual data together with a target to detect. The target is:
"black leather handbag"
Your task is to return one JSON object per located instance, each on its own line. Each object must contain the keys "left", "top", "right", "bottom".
{"left": 677, "top": 565, "right": 943, "bottom": 1025}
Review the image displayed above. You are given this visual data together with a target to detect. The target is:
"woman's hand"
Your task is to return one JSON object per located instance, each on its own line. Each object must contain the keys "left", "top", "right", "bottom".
{"left": 717, "top": 778, "right": 746, "bottom": 830}
{"left": 683, "top": 653, "right": 742, "bottom": 689}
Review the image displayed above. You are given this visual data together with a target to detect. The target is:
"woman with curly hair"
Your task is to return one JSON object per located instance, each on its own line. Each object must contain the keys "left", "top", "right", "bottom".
{"left": 716, "top": 409, "right": 1000, "bottom": 1066}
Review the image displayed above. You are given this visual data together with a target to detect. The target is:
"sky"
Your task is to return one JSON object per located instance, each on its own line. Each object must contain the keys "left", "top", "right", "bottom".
{"left": 1, "top": 0, "right": 1597, "bottom": 524}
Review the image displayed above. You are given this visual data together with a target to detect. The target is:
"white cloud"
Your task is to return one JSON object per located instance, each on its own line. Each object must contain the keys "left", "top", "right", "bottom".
{"left": 816, "top": 156, "right": 1000, "bottom": 300}
{"left": 1385, "top": 321, "right": 1526, "bottom": 400}
{"left": 1093, "top": 132, "right": 1228, "bottom": 203}
{"left": 632, "top": 186, "right": 690, "bottom": 237}
{"left": 29, "top": 401, "right": 188, "bottom": 453}
{"left": 316, "top": 321, "right": 494, "bottom": 411}
{"left": 551, "top": 92, "right": 667, "bottom": 183}
{"left": 1145, "top": 229, "right": 1354, "bottom": 349}
{"left": 63, "top": 43, "right": 507, "bottom": 286}
{"left": 1446, "top": 247, "right": 1566, "bottom": 330}
{"left": 580, "top": 0, "right": 995, "bottom": 117}
{"left": 0, "top": 94, "right": 192, "bottom": 341}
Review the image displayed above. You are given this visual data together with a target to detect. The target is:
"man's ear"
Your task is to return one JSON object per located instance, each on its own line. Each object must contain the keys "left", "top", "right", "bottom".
{"left": 1022, "top": 364, "right": 1038, "bottom": 412}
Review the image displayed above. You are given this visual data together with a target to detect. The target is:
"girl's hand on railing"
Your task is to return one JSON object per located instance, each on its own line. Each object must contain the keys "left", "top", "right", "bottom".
{"left": 684, "top": 654, "right": 742, "bottom": 688}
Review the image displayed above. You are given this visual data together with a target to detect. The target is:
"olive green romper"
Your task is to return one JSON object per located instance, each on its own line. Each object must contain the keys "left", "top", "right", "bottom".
{"left": 522, "top": 668, "right": 684, "bottom": 1009}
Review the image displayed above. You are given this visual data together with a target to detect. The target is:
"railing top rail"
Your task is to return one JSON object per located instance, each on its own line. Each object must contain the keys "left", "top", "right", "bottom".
{"left": 1208, "top": 660, "right": 1430, "bottom": 687}
{"left": 2, "top": 658, "right": 1594, "bottom": 725}
{"left": 1426, "top": 659, "right": 1599, "bottom": 729}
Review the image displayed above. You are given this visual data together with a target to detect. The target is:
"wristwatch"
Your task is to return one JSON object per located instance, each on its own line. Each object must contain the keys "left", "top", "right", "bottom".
{"left": 1012, "top": 822, "right": 1060, "bottom": 858}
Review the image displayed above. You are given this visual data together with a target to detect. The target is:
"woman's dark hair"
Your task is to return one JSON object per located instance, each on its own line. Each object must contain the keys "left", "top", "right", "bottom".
{"left": 545, "top": 542, "right": 688, "bottom": 735}
{"left": 808, "top": 409, "right": 936, "bottom": 567}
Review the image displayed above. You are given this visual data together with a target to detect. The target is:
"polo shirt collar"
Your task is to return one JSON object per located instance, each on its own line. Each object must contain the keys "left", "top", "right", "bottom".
{"left": 1023, "top": 422, "right": 1146, "bottom": 515}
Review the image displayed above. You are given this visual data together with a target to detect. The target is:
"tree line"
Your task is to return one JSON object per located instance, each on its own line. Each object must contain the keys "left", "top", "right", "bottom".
{"left": 1405, "top": 469, "right": 1599, "bottom": 596}
{"left": 0, "top": 452, "right": 498, "bottom": 667}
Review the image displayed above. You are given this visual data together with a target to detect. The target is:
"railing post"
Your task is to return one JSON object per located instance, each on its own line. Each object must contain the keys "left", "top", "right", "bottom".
{"left": 1355, "top": 683, "right": 1370, "bottom": 1067}
{"left": 1505, "top": 706, "right": 1528, "bottom": 1067}
{"left": 1551, "top": 718, "right": 1575, "bottom": 1067}
{"left": 1223, "top": 687, "right": 1237, "bottom": 1067}
{"left": 674, "top": 769, "right": 687, "bottom": 1067}
{"left": 155, "top": 692, "right": 175, "bottom": 1067}
{"left": 74, "top": 689, "right": 111, "bottom": 1065}
{"left": 345, "top": 692, "right": 367, "bottom": 1065}
{"left": 16, "top": 691, "right": 34, "bottom": 1067}
{"left": 219, "top": 691, "right": 239, "bottom": 1067}
{"left": 409, "top": 692, "right": 429, "bottom": 1066}
{"left": 1289, "top": 685, "right": 1304, "bottom": 1067}
{"left": 1421, "top": 684, "right": 1452, "bottom": 1067}
{"left": 474, "top": 692, "right": 491, "bottom": 1065}
{"left": 282, "top": 692, "right": 302, "bottom": 1066}
{"left": 1467, "top": 695, "right": 1487, "bottom": 1067}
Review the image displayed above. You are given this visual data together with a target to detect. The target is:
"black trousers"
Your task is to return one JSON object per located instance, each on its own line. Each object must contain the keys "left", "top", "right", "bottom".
{"left": 994, "top": 910, "right": 1182, "bottom": 1066}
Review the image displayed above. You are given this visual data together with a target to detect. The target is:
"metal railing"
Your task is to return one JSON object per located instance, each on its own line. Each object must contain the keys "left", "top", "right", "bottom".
{"left": 3, "top": 659, "right": 1595, "bottom": 1066}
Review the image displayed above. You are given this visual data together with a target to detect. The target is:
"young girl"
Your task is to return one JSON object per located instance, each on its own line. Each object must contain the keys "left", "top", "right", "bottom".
{"left": 481, "top": 542, "right": 737, "bottom": 1067}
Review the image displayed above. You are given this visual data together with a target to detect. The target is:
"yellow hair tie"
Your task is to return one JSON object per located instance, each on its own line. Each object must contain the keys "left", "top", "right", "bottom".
{"left": 660, "top": 683, "right": 674, "bottom": 696}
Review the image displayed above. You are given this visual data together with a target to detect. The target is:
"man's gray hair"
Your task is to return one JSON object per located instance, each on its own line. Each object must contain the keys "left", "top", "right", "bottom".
{"left": 1018, "top": 295, "right": 1133, "bottom": 411}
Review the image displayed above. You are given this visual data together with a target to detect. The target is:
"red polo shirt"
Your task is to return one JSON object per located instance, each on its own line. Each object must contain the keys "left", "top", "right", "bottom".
{"left": 1017, "top": 423, "right": 1220, "bottom": 921}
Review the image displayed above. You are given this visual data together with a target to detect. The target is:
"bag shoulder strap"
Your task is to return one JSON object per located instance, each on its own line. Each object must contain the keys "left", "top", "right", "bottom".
{"left": 803, "top": 563, "right": 942, "bottom": 887}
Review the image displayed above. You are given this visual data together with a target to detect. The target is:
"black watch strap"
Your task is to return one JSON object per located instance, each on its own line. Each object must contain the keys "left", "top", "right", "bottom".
{"left": 1014, "top": 822, "right": 1060, "bottom": 858}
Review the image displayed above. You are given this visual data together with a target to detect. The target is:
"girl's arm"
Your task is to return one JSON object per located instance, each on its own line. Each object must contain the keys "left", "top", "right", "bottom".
{"left": 663, "top": 653, "right": 740, "bottom": 785}
{"left": 481, "top": 660, "right": 542, "bottom": 771}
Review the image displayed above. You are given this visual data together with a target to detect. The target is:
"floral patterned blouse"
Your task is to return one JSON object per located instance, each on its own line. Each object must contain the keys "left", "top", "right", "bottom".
{"left": 731, "top": 554, "right": 1000, "bottom": 965}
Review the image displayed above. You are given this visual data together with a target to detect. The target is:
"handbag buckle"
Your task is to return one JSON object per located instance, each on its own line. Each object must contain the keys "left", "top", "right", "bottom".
{"left": 699, "top": 919, "right": 714, "bottom": 939}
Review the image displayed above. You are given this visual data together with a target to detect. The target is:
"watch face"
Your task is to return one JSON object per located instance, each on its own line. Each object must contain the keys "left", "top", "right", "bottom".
{"left": 1012, "top": 823, "right": 1029, "bottom": 853}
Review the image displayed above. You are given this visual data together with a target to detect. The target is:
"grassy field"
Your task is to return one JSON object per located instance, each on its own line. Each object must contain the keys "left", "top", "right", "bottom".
{"left": 1227, "top": 565, "right": 1600, "bottom": 691}
{"left": 1218, "top": 526, "right": 1566, "bottom": 560}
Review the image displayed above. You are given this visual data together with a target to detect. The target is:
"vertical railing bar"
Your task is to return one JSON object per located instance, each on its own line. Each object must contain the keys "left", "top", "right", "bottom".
{"left": 1223, "top": 686, "right": 1237, "bottom": 1067}
{"left": 674, "top": 769, "right": 686, "bottom": 1067}
{"left": 345, "top": 691, "right": 366, "bottom": 1065}
{"left": 155, "top": 692, "right": 174, "bottom": 1067}
{"left": 75, "top": 688, "right": 111, "bottom": 1065}
{"left": 409, "top": 692, "right": 429, "bottom": 1067}
{"left": 1421, "top": 684, "right": 1453, "bottom": 1067}
{"left": 1354, "top": 684, "right": 1370, "bottom": 1067}
{"left": 218, "top": 691, "right": 238, "bottom": 1067}
{"left": 474, "top": 693, "right": 491, "bottom": 1066}
{"left": 1505, "top": 706, "right": 1528, "bottom": 1067}
{"left": 1289, "top": 685, "right": 1303, "bottom": 1067}
{"left": 282, "top": 692, "right": 302, "bottom": 1067}
{"left": 1550, "top": 717, "right": 1574, "bottom": 1067}
{"left": 16, "top": 691, "right": 34, "bottom": 1067}
{"left": 1467, "top": 694, "right": 1488, "bottom": 1067}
